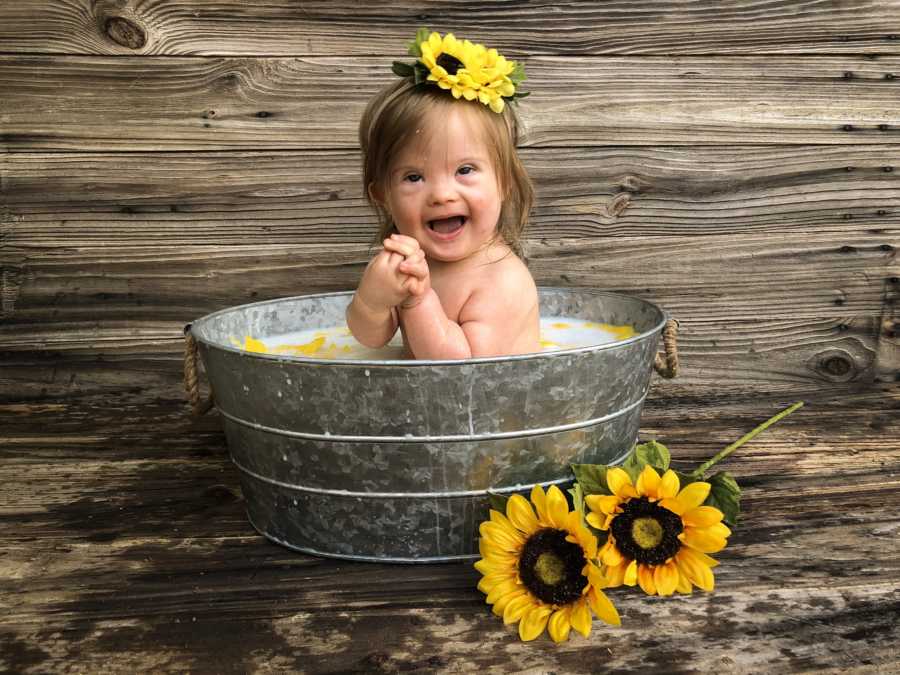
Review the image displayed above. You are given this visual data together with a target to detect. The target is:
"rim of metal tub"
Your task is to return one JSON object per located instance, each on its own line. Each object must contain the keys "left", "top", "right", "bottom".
{"left": 189, "top": 287, "right": 669, "bottom": 366}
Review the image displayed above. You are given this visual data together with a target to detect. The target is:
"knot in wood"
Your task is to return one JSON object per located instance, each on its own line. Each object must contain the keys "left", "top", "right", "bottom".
{"left": 811, "top": 349, "right": 858, "bottom": 382}
{"left": 105, "top": 16, "right": 146, "bottom": 50}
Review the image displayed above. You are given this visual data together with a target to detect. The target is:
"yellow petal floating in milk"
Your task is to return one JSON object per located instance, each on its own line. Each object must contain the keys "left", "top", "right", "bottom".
{"left": 229, "top": 317, "right": 637, "bottom": 360}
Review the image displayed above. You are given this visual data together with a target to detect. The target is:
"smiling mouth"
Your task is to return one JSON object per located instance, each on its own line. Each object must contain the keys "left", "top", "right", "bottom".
{"left": 428, "top": 216, "right": 467, "bottom": 234}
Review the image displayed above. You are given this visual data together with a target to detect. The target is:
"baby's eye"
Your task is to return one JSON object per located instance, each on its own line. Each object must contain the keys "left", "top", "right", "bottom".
{"left": 404, "top": 173, "right": 423, "bottom": 183}
{"left": 458, "top": 165, "right": 475, "bottom": 175}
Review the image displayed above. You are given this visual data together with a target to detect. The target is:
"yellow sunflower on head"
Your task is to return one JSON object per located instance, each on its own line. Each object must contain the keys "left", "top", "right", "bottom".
{"left": 392, "top": 28, "right": 527, "bottom": 114}
{"left": 475, "top": 485, "right": 620, "bottom": 642}
{"left": 586, "top": 465, "right": 731, "bottom": 597}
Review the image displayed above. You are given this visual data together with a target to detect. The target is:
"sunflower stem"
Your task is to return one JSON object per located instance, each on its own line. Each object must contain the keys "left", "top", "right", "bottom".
{"left": 690, "top": 401, "right": 804, "bottom": 479}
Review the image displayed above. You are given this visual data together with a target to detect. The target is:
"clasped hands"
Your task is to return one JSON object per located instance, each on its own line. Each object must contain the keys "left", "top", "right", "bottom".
{"left": 355, "top": 233, "right": 431, "bottom": 314}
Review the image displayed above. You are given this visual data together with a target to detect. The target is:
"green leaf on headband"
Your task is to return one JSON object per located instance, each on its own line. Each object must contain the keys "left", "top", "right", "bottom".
{"left": 413, "top": 62, "right": 429, "bottom": 85}
{"left": 511, "top": 91, "right": 531, "bottom": 100}
{"left": 392, "top": 61, "right": 415, "bottom": 78}
{"left": 510, "top": 61, "right": 527, "bottom": 85}
{"left": 408, "top": 27, "right": 431, "bottom": 57}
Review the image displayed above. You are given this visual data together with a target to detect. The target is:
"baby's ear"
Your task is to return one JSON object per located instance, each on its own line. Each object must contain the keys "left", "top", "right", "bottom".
{"left": 367, "top": 182, "right": 385, "bottom": 205}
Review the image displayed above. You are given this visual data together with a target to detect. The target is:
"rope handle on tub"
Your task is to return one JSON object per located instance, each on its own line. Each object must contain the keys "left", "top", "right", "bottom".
{"left": 653, "top": 318, "right": 679, "bottom": 379}
{"left": 183, "top": 324, "right": 215, "bottom": 416}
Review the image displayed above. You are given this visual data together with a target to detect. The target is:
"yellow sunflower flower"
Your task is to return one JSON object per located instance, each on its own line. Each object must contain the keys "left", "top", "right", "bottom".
{"left": 586, "top": 465, "right": 731, "bottom": 597}
{"left": 475, "top": 485, "right": 621, "bottom": 642}
{"left": 417, "top": 31, "right": 518, "bottom": 113}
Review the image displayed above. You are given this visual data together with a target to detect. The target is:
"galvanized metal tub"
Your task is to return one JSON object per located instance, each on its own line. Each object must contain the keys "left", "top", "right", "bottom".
{"left": 189, "top": 287, "right": 668, "bottom": 563}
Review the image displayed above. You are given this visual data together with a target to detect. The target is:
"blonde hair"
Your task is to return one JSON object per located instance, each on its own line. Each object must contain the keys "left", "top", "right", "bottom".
{"left": 359, "top": 79, "right": 535, "bottom": 259}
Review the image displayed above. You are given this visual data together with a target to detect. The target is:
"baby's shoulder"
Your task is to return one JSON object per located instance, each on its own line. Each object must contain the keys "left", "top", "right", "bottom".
{"left": 480, "top": 251, "right": 537, "bottom": 295}
{"left": 459, "top": 253, "right": 538, "bottom": 323}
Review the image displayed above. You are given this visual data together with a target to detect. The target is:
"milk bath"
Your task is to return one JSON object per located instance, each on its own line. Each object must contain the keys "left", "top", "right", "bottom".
{"left": 229, "top": 317, "right": 637, "bottom": 360}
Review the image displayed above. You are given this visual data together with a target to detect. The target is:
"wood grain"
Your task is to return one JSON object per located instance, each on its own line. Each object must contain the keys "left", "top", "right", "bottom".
{"left": 2, "top": 0, "right": 900, "bottom": 57}
{"left": 3, "top": 146, "right": 899, "bottom": 245}
{"left": 3, "top": 55, "right": 900, "bottom": 151}
{"left": 1, "top": 387, "right": 898, "bottom": 674}
{"left": 0, "top": 232, "right": 894, "bottom": 335}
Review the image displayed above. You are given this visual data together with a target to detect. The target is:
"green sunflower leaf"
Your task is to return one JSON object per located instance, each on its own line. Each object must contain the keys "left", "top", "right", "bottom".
{"left": 704, "top": 471, "right": 741, "bottom": 528}
{"left": 408, "top": 27, "right": 430, "bottom": 57}
{"left": 621, "top": 440, "right": 671, "bottom": 482}
{"left": 510, "top": 61, "right": 527, "bottom": 84}
{"left": 487, "top": 491, "right": 509, "bottom": 513}
{"left": 413, "top": 62, "right": 430, "bottom": 85}
{"left": 392, "top": 61, "right": 415, "bottom": 78}
{"left": 571, "top": 463, "right": 613, "bottom": 496}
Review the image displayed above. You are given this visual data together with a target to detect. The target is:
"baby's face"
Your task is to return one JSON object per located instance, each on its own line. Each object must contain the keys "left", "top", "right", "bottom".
{"left": 383, "top": 106, "right": 502, "bottom": 264}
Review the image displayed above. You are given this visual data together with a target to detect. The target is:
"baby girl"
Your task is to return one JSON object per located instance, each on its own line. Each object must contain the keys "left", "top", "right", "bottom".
{"left": 347, "top": 30, "right": 540, "bottom": 359}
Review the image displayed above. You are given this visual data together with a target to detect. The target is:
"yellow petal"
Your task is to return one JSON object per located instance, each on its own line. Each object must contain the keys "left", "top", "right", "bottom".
{"left": 530, "top": 484, "right": 548, "bottom": 523}
{"left": 480, "top": 521, "right": 525, "bottom": 552}
{"left": 489, "top": 97, "right": 504, "bottom": 113}
{"left": 588, "top": 587, "right": 621, "bottom": 626}
{"left": 477, "top": 571, "right": 517, "bottom": 595}
{"left": 506, "top": 494, "right": 539, "bottom": 534}
{"left": 586, "top": 494, "right": 621, "bottom": 516}
{"left": 485, "top": 578, "right": 521, "bottom": 605}
{"left": 675, "top": 569, "right": 693, "bottom": 594}
{"left": 637, "top": 564, "right": 657, "bottom": 595}
{"left": 658, "top": 470, "right": 681, "bottom": 499}
{"left": 680, "top": 528, "right": 727, "bottom": 554}
{"left": 518, "top": 604, "right": 552, "bottom": 641}
{"left": 548, "top": 608, "right": 572, "bottom": 643}
{"left": 606, "top": 468, "right": 635, "bottom": 499}
{"left": 586, "top": 562, "right": 608, "bottom": 590}
{"left": 658, "top": 497, "right": 686, "bottom": 516}
{"left": 601, "top": 541, "right": 624, "bottom": 567}
{"left": 676, "top": 482, "right": 711, "bottom": 510}
{"left": 586, "top": 512, "right": 605, "bottom": 530}
{"left": 675, "top": 548, "right": 715, "bottom": 591}
{"left": 474, "top": 557, "right": 514, "bottom": 576}
{"left": 545, "top": 485, "right": 570, "bottom": 529}
{"left": 636, "top": 465, "right": 661, "bottom": 499}
{"left": 503, "top": 593, "right": 535, "bottom": 625}
{"left": 492, "top": 588, "right": 528, "bottom": 616}
{"left": 604, "top": 561, "right": 628, "bottom": 587}
{"left": 653, "top": 560, "right": 679, "bottom": 596}
{"left": 428, "top": 32, "right": 442, "bottom": 52}
{"left": 707, "top": 522, "right": 732, "bottom": 539}
{"left": 682, "top": 505, "right": 724, "bottom": 528}
{"left": 623, "top": 559, "right": 638, "bottom": 586}
{"left": 570, "top": 599, "right": 593, "bottom": 637}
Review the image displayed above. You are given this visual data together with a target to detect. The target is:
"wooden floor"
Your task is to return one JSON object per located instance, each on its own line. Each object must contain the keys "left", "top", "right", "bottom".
{"left": 2, "top": 370, "right": 898, "bottom": 674}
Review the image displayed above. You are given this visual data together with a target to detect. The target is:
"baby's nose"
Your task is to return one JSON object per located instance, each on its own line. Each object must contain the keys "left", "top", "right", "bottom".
{"left": 428, "top": 177, "right": 457, "bottom": 204}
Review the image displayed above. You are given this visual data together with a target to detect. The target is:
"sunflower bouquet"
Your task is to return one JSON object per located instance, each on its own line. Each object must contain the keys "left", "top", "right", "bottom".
{"left": 476, "top": 402, "right": 803, "bottom": 642}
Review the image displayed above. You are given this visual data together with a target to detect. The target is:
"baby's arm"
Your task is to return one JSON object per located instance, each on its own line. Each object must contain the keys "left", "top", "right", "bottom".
{"left": 346, "top": 246, "right": 410, "bottom": 348}
{"left": 385, "top": 236, "right": 539, "bottom": 359}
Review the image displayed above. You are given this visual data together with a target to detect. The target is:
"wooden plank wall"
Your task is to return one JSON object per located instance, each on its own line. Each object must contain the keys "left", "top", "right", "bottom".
{"left": 2, "top": 1, "right": 898, "bottom": 407}
{"left": 2, "top": 3, "right": 900, "bottom": 672}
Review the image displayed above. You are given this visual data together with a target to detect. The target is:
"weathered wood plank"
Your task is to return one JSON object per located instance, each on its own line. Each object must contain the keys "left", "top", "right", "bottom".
{"left": 4, "top": 146, "right": 899, "bottom": 245}
{"left": 0, "top": 234, "right": 894, "bottom": 333}
{"left": 2, "top": 0, "right": 900, "bottom": 57}
{"left": 3, "top": 56, "right": 900, "bottom": 150}
{"left": 0, "top": 394, "right": 897, "bottom": 673}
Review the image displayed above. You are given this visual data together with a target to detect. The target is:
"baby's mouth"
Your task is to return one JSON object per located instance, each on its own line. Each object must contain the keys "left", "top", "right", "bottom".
{"left": 428, "top": 216, "right": 467, "bottom": 234}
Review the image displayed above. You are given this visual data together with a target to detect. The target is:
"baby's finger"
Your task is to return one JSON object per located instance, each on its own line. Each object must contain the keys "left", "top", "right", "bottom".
{"left": 383, "top": 237, "right": 417, "bottom": 258}
{"left": 399, "top": 260, "right": 427, "bottom": 279}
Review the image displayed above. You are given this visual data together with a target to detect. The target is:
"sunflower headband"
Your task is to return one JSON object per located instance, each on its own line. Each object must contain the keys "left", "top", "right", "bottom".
{"left": 392, "top": 28, "right": 529, "bottom": 114}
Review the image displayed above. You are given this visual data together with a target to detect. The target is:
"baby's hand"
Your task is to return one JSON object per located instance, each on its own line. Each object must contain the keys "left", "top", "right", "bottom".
{"left": 383, "top": 234, "right": 431, "bottom": 308}
{"left": 355, "top": 245, "right": 411, "bottom": 313}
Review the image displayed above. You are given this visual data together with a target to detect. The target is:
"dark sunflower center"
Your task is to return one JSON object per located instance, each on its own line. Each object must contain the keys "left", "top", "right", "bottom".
{"left": 610, "top": 496, "right": 683, "bottom": 565}
{"left": 519, "top": 528, "right": 586, "bottom": 605}
{"left": 436, "top": 53, "right": 464, "bottom": 75}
